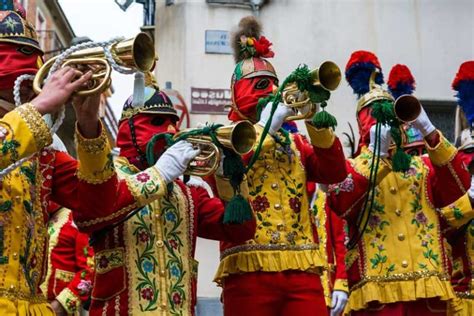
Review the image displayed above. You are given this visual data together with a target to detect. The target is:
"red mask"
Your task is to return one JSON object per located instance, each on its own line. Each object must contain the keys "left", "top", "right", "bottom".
{"left": 0, "top": 44, "right": 41, "bottom": 90}
{"left": 229, "top": 76, "right": 277, "bottom": 122}
{"left": 117, "top": 113, "right": 178, "bottom": 170}
{"left": 356, "top": 106, "right": 376, "bottom": 154}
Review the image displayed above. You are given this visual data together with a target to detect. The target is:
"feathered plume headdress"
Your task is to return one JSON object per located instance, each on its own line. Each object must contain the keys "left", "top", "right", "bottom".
{"left": 388, "top": 64, "right": 416, "bottom": 99}
{"left": 452, "top": 61, "right": 474, "bottom": 126}
{"left": 345, "top": 50, "right": 384, "bottom": 97}
{"left": 232, "top": 16, "right": 274, "bottom": 62}
{"left": 231, "top": 16, "right": 277, "bottom": 82}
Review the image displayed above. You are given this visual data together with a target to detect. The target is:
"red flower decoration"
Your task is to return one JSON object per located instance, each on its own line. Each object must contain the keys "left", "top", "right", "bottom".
{"left": 289, "top": 197, "right": 301, "bottom": 213}
{"left": 252, "top": 195, "right": 270, "bottom": 212}
{"left": 141, "top": 288, "right": 154, "bottom": 301}
{"left": 169, "top": 239, "right": 178, "bottom": 249}
{"left": 137, "top": 172, "right": 150, "bottom": 183}
{"left": 98, "top": 256, "right": 109, "bottom": 269}
{"left": 172, "top": 292, "right": 182, "bottom": 305}
{"left": 254, "top": 36, "right": 275, "bottom": 58}
{"left": 138, "top": 231, "right": 149, "bottom": 243}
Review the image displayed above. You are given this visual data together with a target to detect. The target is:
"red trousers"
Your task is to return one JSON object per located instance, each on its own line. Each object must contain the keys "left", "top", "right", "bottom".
{"left": 351, "top": 298, "right": 448, "bottom": 316}
{"left": 222, "top": 271, "right": 328, "bottom": 316}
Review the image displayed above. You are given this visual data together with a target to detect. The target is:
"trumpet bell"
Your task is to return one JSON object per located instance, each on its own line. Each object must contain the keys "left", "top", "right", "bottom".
{"left": 394, "top": 94, "right": 421, "bottom": 123}
{"left": 311, "top": 61, "right": 342, "bottom": 91}
{"left": 33, "top": 32, "right": 156, "bottom": 96}
{"left": 215, "top": 120, "right": 257, "bottom": 155}
{"left": 174, "top": 121, "right": 257, "bottom": 177}
{"left": 282, "top": 61, "right": 341, "bottom": 121}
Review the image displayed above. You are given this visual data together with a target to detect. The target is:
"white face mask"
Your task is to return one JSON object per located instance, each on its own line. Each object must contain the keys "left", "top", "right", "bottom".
{"left": 0, "top": 99, "right": 15, "bottom": 112}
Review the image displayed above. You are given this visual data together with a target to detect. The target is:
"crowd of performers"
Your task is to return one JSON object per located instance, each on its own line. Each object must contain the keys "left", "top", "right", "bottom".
{"left": 0, "top": 2, "right": 473, "bottom": 315}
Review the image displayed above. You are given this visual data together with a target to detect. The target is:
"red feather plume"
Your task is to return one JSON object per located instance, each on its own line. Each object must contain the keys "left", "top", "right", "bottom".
{"left": 387, "top": 64, "right": 415, "bottom": 90}
{"left": 345, "top": 50, "right": 381, "bottom": 72}
{"left": 452, "top": 61, "right": 474, "bottom": 90}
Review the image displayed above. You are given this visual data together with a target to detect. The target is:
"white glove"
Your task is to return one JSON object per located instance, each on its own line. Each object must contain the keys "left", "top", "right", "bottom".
{"left": 257, "top": 101, "right": 294, "bottom": 135}
{"left": 154, "top": 140, "right": 200, "bottom": 183}
{"left": 412, "top": 107, "right": 436, "bottom": 137}
{"left": 330, "top": 290, "right": 348, "bottom": 316}
{"left": 468, "top": 176, "right": 474, "bottom": 201}
{"left": 368, "top": 124, "right": 392, "bottom": 158}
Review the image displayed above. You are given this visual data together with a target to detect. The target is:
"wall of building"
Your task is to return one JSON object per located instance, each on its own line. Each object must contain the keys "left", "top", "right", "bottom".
{"left": 154, "top": 0, "right": 474, "bottom": 301}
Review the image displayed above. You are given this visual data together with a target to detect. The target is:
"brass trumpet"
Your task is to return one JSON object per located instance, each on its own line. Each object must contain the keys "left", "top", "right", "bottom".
{"left": 173, "top": 121, "right": 257, "bottom": 177}
{"left": 394, "top": 94, "right": 421, "bottom": 123}
{"left": 282, "top": 61, "right": 342, "bottom": 121}
{"left": 33, "top": 32, "right": 156, "bottom": 96}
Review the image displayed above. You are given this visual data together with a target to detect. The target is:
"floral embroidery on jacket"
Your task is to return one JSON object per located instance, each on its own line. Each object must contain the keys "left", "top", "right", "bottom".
{"left": 133, "top": 205, "right": 159, "bottom": 311}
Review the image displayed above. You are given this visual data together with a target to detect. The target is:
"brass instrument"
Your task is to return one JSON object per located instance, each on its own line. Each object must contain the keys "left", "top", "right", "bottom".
{"left": 394, "top": 94, "right": 421, "bottom": 123}
{"left": 282, "top": 61, "right": 342, "bottom": 121}
{"left": 173, "top": 121, "right": 257, "bottom": 177}
{"left": 33, "top": 32, "right": 156, "bottom": 96}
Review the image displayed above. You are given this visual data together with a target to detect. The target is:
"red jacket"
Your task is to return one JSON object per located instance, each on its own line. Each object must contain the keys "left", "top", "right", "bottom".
{"left": 40, "top": 207, "right": 94, "bottom": 314}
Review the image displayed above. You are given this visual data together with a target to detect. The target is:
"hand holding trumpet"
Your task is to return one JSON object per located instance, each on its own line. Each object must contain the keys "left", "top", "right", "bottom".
{"left": 31, "top": 66, "right": 92, "bottom": 115}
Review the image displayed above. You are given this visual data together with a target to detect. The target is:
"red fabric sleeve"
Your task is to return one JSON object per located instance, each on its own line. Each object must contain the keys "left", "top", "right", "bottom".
{"left": 424, "top": 152, "right": 471, "bottom": 208}
{"left": 328, "top": 208, "right": 348, "bottom": 281}
{"left": 50, "top": 151, "right": 138, "bottom": 232}
{"left": 65, "top": 231, "right": 94, "bottom": 302}
{"left": 293, "top": 134, "right": 347, "bottom": 184}
{"left": 192, "top": 186, "right": 256, "bottom": 244}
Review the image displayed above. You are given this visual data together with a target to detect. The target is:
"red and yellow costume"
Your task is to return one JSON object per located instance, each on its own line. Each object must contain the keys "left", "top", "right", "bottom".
{"left": 87, "top": 86, "right": 256, "bottom": 315}
{"left": 0, "top": 4, "right": 142, "bottom": 315}
{"left": 326, "top": 51, "right": 471, "bottom": 315}
{"left": 214, "top": 17, "right": 347, "bottom": 316}
{"left": 311, "top": 187, "right": 348, "bottom": 309}
{"left": 40, "top": 205, "right": 94, "bottom": 315}
{"left": 447, "top": 61, "right": 474, "bottom": 316}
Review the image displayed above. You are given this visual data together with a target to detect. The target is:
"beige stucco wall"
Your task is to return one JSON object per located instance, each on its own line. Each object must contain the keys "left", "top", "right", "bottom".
{"left": 154, "top": 0, "right": 474, "bottom": 297}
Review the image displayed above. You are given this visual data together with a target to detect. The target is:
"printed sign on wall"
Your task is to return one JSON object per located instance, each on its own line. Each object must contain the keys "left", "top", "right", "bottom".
{"left": 191, "top": 87, "right": 231, "bottom": 114}
{"left": 205, "top": 30, "right": 232, "bottom": 54}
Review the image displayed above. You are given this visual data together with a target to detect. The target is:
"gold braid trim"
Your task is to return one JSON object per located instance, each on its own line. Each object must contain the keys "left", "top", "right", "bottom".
{"left": 351, "top": 270, "right": 450, "bottom": 291}
{"left": 75, "top": 122, "right": 108, "bottom": 154}
{"left": 76, "top": 202, "right": 138, "bottom": 228}
{"left": 16, "top": 103, "right": 52, "bottom": 150}
{"left": 0, "top": 288, "right": 47, "bottom": 304}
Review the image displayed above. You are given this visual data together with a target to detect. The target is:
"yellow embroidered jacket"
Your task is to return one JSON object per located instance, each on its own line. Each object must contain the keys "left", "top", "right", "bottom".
{"left": 446, "top": 195, "right": 474, "bottom": 316}
{"left": 87, "top": 158, "right": 256, "bottom": 316}
{"left": 327, "top": 134, "right": 471, "bottom": 313}
{"left": 0, "top": 104, "right": 118, "bottom": 315}
{"left": 215, "top": 124, "right": 347, "bottom": 282}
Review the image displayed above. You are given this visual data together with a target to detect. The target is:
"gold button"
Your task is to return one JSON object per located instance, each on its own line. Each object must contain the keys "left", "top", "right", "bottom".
{"left": 390, "top": 187, "right": 397, "bottom": 194}
{"left": 395, "top": 209, "right": 402, "bottom": 216}
{"left": 274, "top": 204, "right": 281, "bottom": 210}
{"left": 155, "top": 214, "right": 160, "bottom": 219}
{"left": 271, "top": 183, "right": 278, "bottom": 190}
{"left": 9, "top": 285, "right": 14, "bottom": 289}
{"left": 161, "top": 303, "right": 167, "bottom": 310}
{"left": 159, "top": 270, "right": 166, "bottom": 276}
{"left": 277, "top": 224, "right": 285, "bottom": 231}
{"left": 12, "top": 253, "right": 17, "bottom": 260}
{"left": 156, "top": 240, "right": 164, "bottom": 248}
{"left": 15, "top": 196, "right": 21, "bottom": 202}
{"left": 15, "top": 226, "right": 20, "bottom": 233}
{"left": 401, "top": 260, "right": 408, "bottom": 268}
{"left": 398, "top": 233, "right": 405, "bottom": 241}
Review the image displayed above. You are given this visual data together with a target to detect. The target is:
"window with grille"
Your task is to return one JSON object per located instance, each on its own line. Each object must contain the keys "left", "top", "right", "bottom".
{"left": 421, "top": 100, "right": 457, "bottom": 143}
